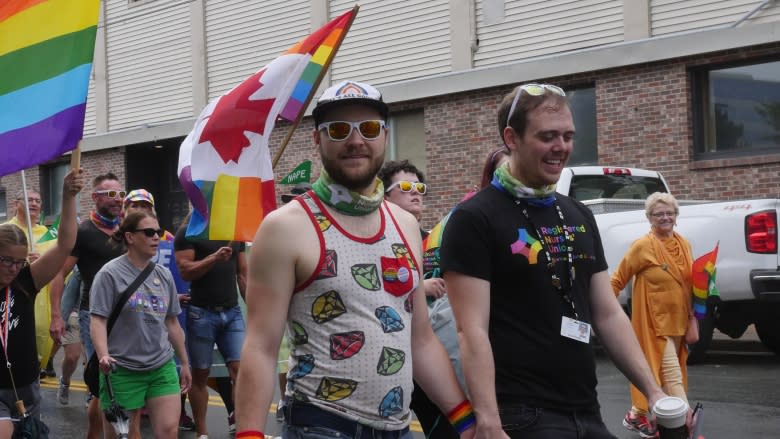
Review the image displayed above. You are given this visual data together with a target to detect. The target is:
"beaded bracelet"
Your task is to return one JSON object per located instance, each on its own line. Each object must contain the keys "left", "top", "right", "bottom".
{"left": 447, "top": 400, "right": 476, "bottom": 433}
{"left": 236, "top": 430, "right": 265, "bottom": 439}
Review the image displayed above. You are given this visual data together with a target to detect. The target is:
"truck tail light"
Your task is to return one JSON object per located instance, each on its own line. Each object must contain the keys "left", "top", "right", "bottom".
{"left": 746, "top": 210, "right": 777, "bottom": 254}
{"left": 602, "top": 167, "right": 631, "bottom": 176}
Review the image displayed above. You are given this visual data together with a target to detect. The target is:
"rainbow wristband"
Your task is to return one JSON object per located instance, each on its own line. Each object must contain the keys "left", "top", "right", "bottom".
{"left": 236, "top": 431, "right": 264, "bottom": 439}
{"left": 447, "top": 400, "right": 476, "bottom": 434}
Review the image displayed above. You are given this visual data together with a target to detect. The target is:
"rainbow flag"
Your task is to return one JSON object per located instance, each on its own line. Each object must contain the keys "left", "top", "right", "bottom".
{"left": 692, "top": 242, "right": 719, "bottom": 319}
{"left": 0, "top": 0, "right": 100, "bottom": 178}
{"left": 178, "top": 8, "right": 357, "bottom": 241}
{"left": 422, "top": 211, "right": 451, "bottom": 278}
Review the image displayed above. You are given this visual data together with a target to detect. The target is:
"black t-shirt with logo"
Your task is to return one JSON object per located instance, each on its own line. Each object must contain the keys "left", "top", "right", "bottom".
{"left": 440, "top": 186, "right": 608, "bottom": 411}
{"left": 72, "top": 220, "right": 126, "bottom": 310}
{"left": 173, "top": 228, "right": 245, "bottom": 309}
{"left": 0, "top": 266, "right": 40, "bottom": 388}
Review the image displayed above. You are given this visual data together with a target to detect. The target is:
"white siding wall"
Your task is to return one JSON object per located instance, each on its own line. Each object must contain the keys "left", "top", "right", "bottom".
{"left": 205, "top": 0, "right": 310, "bottom": 100}
{"left": 83, "top": 71, "right": 97, "bottom": 136}
{"left": 473, "top": 0, "right": 624, "bottom": 68}
{"left": 328, "top": 0, "right": 451, "bottom": 85}
{"left": 105, "top": 0, "right": 193, "bottom": 131}
{"left": 651, "top": 0, "right": 780, "bottom": 36}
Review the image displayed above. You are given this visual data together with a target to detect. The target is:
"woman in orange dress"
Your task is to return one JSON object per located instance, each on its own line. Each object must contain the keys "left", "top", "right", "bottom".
{"left": 611, "top": 192, "right": 693, "bottom": 439}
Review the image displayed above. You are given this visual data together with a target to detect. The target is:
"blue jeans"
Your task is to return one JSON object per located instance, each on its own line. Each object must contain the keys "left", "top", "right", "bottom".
{"left": 78, "top": 309, "right": 94, "bottom": 359}
{"left": 185, "top": 304, "right": 245, "bottom": 369}
{"left": 500, "top": 405, "right": 616, "bottom": 439}
{"left": 282, "top": 402, "right": 412, "bottom": 439}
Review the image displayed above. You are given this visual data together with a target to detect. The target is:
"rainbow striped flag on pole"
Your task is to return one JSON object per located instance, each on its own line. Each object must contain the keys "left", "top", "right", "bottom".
{"left": 178, "top": 7, "right": 357, "bottom": 242}
{"left": 0, "top": 0, "right": 100, "bottom": 177}
{"left": 692, "top": 242, "right": 719, "bottom": 320}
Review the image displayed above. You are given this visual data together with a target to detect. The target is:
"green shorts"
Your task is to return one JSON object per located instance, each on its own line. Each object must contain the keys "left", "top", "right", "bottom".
{"left": 99, "top": 359, "right": 180, "bottom": 411}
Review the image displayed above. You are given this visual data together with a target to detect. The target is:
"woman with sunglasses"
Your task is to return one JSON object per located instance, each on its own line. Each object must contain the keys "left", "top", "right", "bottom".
{"left": 0, "top": 169, "right": 83, "bottom": 438}
{"left": 89, "top": 211, "right": 191, "bottom": 439}
{"left": 611, "top": 192, "right": 695, "bottom": 438}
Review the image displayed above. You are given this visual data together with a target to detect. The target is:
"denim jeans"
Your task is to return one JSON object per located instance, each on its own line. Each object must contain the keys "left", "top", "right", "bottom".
{"left": 78, "top": 309, "right": 94, "bottom": 359}
{"left": 282, "top": 402, "right": 412, "bottom": 439}
{"left": 500, "top": 404, "right": 616, "bottom": 439}
{"left": 185, "top": 304, "right": 245, "bottom": 369}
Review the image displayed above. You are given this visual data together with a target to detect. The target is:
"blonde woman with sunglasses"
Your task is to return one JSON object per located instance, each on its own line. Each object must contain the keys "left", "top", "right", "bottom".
{"left": 0, "top": 169, "right": 82, "bottom": 439}
{"left": 89, "top": 211, "right": 191, "bottom": 439}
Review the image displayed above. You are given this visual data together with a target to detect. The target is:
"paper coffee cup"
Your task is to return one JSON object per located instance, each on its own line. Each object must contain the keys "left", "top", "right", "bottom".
{"left": 653, "top": 396, "right": 689, "bottom": 428}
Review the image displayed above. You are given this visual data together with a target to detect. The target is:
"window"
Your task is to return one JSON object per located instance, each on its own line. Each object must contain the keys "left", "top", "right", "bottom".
{"left": 41, "top": 162, "right": 74, "bottom": 221}
{"left": 693, "top": 59, "right": 780, "bottom": 157}
{"left": 388, "top": 109, "right": 426, "bottom": 173}
{"left": 568, "top": 86, "right": 597, "bottom": 165}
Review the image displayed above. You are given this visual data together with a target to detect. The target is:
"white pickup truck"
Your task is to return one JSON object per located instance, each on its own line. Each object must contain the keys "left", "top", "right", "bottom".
{"left": 556, "top": 166, "right": 780, "bottom": 362}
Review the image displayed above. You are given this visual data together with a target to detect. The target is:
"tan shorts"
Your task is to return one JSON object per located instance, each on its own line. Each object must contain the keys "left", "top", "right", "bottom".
{"left": 61, "top": 311, "right": 81, "bottom": 346}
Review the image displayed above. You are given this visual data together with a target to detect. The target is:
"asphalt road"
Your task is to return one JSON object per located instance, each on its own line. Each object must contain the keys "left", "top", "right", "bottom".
{"left": 37, "top": 327, "right": 778, "bottom": 438}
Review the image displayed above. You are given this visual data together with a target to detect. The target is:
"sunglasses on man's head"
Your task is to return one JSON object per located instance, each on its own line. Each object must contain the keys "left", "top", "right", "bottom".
{"left": 506, "top": 83, "right": 566, "bottom": 126}
{"left": 94, "top": 190, "right": 127, "bottom": 199}
{"left": 132, "top": 228, "right": 165, "bottom": 238}
{"left": 318, "top": 120, "right": 386, "bottom": 141}
{"left": 385, "top": 180, "right": 427, "bottom": 195}
{"left": 0, "top": 256, "right": 28, "bottom": 270}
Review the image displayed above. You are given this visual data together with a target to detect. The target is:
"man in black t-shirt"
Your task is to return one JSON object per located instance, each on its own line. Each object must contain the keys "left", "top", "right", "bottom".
{"left": 50, "top": 172, "right": 125, "bottom": 439}
{"left": 441, "top": 84, "right": 666, "bottom": 439}
{"left": 174, "top": 225, "right": 247, "bottom": 438}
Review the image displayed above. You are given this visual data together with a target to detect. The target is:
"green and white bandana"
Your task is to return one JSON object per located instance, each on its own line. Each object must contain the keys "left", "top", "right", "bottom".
{"left": 311, "top": 169, "right": 384, "bottom": 216}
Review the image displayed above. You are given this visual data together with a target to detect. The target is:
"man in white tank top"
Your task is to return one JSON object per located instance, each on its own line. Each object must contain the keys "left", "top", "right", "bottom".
{"left": 235, "top": 81, "right": 475, "bottom": 439}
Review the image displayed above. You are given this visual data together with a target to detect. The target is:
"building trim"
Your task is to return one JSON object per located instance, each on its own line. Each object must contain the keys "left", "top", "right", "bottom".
{"left": 81, "top": 20, "right": 780, "bottom": 152}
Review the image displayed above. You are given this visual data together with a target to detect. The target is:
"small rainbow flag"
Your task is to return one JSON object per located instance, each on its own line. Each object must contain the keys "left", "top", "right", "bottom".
{"left": 178, "top": 7, "right": 357, "bottom": 241}
{"left": 0, "top": 0, "right": 100, "bottom": 178}
{"left": 422, "top": 212, "right": 451, "bottom": 278}
{"left": 692, "top": 242, "right": 719, "bottom": 320}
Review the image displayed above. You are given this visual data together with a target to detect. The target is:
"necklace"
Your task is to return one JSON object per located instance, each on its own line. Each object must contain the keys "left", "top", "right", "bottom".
{"left": 517, "top": 200, "right": 579, "bottom": 319}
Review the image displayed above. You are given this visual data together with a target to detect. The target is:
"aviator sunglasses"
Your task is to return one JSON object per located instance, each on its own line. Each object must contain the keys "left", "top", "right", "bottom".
{"left": 385, "top": 180, "right": 427, "bottom": 195}
{"left": 94, "top": 190, "right": 127, "bottom": 199}
{"left": 506, "top": 83, "right": 566, "bottom": 126}
{"left": 318, "top": 120, "right": 386, "bottom": 141}
{"left": 132, "top": 228, "right": 165, "bottom": 238}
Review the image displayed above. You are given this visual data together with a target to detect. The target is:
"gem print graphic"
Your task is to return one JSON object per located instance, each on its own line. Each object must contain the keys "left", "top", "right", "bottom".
{"left": 375, "top": 306, "right": 404, "bottom": 333}
{"left": 311, "top": 290, "right": 347, "bottom": 323}
{"left": 289, "top": 354, "right": 315, "bottom": 379}
{"left": 378, "top": 386, "right": 404, "bottom": 417}
{"left": 376, "top": 346, "right": 405, "bottom": 376}
{"left": 391, "top": 243, "right": 416, "bottom": 271}
{"left": 291, "top": 321, "right": 308, "bottom": 345}
{"left": 329, "top": 331, "right": 365, "bottom": 360}
{"left": 351, "top": 263, "right": 381, "bottom": 290}
{"left": 315, "top": 377, "right": 358, "bottom": 401}
{"left": 317, "top": 249, "right": 338, "bottom": 279}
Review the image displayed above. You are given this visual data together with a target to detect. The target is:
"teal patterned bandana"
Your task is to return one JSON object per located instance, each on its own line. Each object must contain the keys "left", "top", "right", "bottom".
{"left": 311, "top": 169, "right": 384, "bottom": 216}
{"left": 492, "top": 162, "right": 557, "bottom": 206}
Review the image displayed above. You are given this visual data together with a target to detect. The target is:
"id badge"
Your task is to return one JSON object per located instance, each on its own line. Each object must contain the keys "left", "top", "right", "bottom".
{"left": 561, "top": 316, "right": 591, "bottom": 343}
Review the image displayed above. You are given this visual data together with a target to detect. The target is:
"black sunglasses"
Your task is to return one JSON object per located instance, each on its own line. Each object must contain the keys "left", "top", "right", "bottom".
{"left": 132, "top": 228, "right": 164, "bottom": 238}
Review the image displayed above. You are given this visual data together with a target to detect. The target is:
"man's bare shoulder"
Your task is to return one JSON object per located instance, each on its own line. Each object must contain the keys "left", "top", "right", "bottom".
{"left": 386, "top": 201, "right": 418, "bottom": 229}
{"left": 254, "top": 200, "right": 310, "bottom": 241}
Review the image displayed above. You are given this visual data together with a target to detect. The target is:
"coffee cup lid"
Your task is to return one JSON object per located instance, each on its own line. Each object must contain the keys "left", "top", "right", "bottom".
{"left": 653, "top": 397, "right": 688, "bottom": 416}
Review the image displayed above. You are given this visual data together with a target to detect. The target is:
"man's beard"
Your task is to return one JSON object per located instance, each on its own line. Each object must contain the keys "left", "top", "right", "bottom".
{"left": 96, "top": 205, "right": 118, "bottom": 219}
{"left": 321, "top": 153, "right": 384, "bottom": 191}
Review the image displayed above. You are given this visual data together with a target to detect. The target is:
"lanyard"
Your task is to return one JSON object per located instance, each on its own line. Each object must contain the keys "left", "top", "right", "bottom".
{"left": 517, "top": 200, "right": 579, "bottom": 319}
{"left": 1, "top": 287, "right": 11, "bottom": 368}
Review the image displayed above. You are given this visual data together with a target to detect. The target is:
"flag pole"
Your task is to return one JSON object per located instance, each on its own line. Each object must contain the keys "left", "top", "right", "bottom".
{"left": 271, "top": 4, "right": 360, "bottom": 169}
{"left": 71, "top": 143, "right": 81, "bottom": 171}
{"left": 20, "top": 170, "right": 36, "bottom": 253}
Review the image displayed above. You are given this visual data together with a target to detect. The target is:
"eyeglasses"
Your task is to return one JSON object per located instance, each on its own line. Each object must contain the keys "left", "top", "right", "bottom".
{"left": 385, "top": 180, "right": 427, "bottom": 195}
{"left": 651, "top": 211, "right": 677, "bottom": 218}
{"left": 132, "top": 228, "right": 165, "bottom": 238}
{"left": 317, "top": 120, "right": 386, "bottom": 141}
{"left": 506, "top": 83, "right": 566, "bottom": 126}
{"left": 94, "top": 190, "right": 127, "bottom": 199}
{"left": 0, "top": 256, "right": 28, "bottom": 270}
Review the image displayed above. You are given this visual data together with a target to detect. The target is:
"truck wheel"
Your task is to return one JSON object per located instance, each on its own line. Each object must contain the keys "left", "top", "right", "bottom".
{"left": 687, "top": 304, "right": 716, "bottom": 364}
{"left": 755, "top": 306, "right": 780, "bottom": 356}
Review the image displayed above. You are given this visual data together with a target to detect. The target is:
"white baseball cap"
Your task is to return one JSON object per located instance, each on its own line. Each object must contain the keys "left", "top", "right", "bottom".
{"left": 313, "top": 80, "right": 389, "bottom": 125}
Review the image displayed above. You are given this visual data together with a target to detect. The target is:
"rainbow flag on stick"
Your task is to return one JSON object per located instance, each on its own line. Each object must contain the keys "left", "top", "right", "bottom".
{"left": 0, "top": 0, "right": 99, "bottom": 178}
{"left": 692, "top": 242, "right": 719, "bottom": 320}
{"left": 178, "top": 7, "right": 358, "bottom": 242}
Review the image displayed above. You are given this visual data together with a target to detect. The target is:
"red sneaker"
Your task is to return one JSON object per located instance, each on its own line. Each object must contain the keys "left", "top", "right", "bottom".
{"left": 623, "top": 410, "right": 659, "bottom": 439}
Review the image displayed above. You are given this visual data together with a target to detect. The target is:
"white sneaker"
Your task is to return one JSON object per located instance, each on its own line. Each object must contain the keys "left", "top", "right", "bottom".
{"left": 197, "top": 435, "right": 209, "bottom": 439}
{"left": 57, "top": 378, "right": 69, "bottom": 405}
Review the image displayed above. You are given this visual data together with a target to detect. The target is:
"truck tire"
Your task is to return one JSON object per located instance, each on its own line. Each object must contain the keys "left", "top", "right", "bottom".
{"left": 687, "top": 304, "right": 716, "bottom": 364}
{"left": 755, "top": 305, "right": 780, "bottom": 356}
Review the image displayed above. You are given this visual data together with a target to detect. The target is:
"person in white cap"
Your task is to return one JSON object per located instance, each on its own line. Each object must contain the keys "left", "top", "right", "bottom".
{"left": 235, "top": 81, "right": 475, "bottom": 439}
